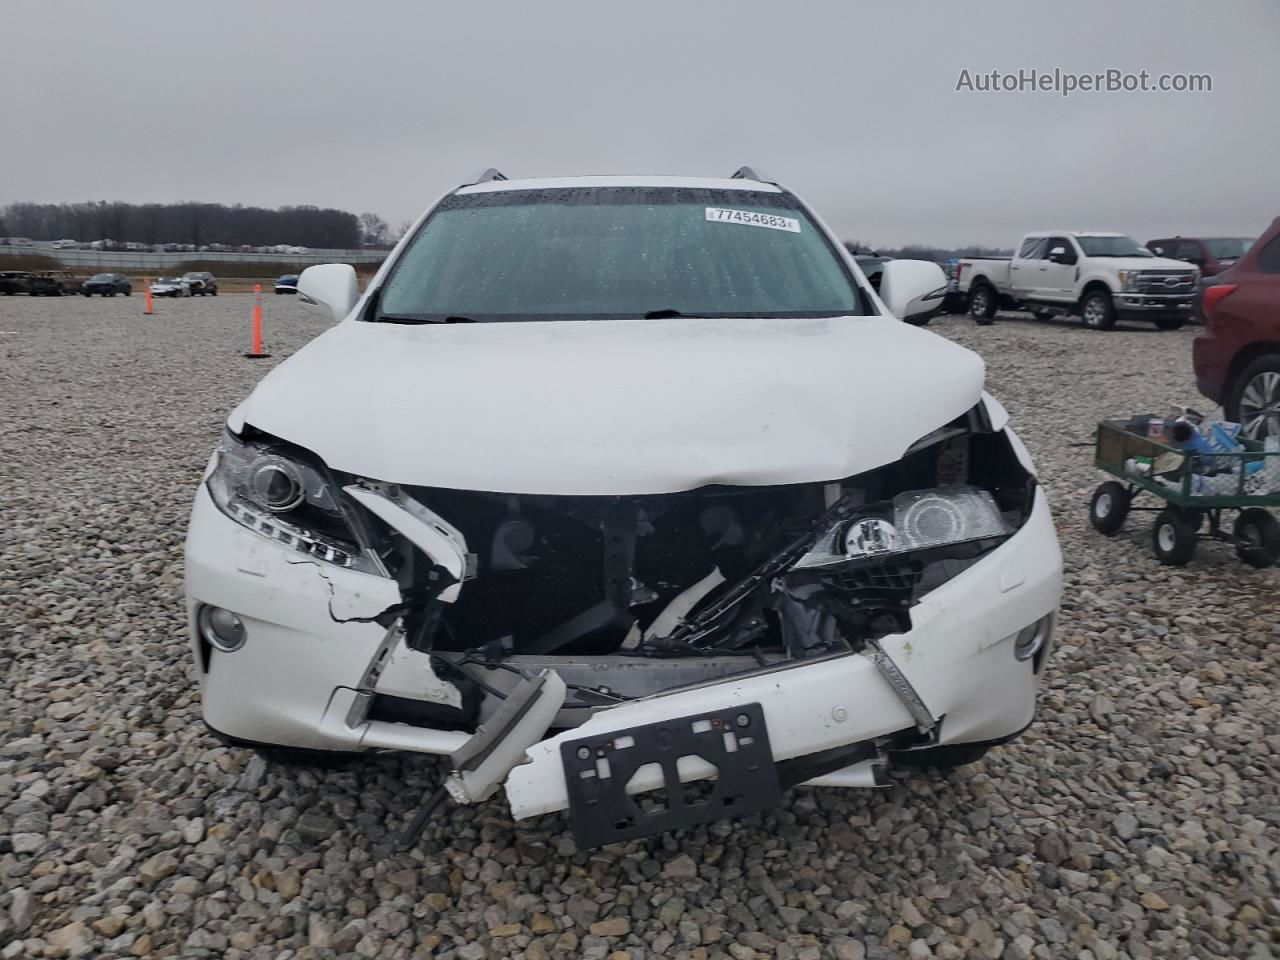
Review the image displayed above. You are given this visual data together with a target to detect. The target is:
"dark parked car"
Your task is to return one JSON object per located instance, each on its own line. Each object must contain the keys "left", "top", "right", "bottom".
{"left": 853, "top": 255, "right": 891, "bottom": 292}
{"left": 1149, "top": 236, "right": 1256, "bottom": 280}
{"left": 80, "top": 273, "right": 132, "bottom": 297}
{"left": 274, "top": 274, "right": 299, "bottom": 294}
{"left": 1193, "top": 218, "right": 1280, "bottom": 440}
{"left": 0, "top": 271, "right": 34, "bottom": 295}
{"left": 29, "top": 272, "right": 74, "bottom": 296}
{"left": 182, "top": 271, "right": 218, "bottom": 295}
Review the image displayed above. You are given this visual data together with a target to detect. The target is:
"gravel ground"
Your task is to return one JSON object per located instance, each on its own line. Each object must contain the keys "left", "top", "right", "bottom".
{"left": 1, "top": 296, "right": 1276, "bottom": 960}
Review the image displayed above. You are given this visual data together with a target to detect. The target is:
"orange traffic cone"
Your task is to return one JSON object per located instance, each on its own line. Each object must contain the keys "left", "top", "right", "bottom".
{"left": 144, "top": 278, "right": 153, "bottom": 315}
{"left": 244, "top": 283, "right": 271, "bottom": 358}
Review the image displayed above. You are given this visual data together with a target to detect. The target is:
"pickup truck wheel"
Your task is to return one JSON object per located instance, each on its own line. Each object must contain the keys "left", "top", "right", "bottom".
{"left": 1155, "top": 316, "right": 1186, "bottom": 331}
{"left": 968, "top": 285, "right": 996, "bottom": 325}
{"left": 1080, "top": 290, "right": 1116, "bottom": 330}
{"left": 1226, "top": 354, "right": 1280, "bottom": 440}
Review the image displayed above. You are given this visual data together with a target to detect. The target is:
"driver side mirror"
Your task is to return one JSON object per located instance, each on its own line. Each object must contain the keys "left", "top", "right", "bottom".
{"left": 1047, "top": 247, "right": 1077, "bottom": 265}
{"left": 878, "top": 260, "right": 946, "bottom": 322}
{"left": 296, "top": 263, "right": 359, "bottom": 322}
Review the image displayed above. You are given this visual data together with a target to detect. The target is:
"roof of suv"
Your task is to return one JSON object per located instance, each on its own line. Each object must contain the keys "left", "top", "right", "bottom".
{"left": 1025, "top": 230, "right": 1125, "bottom": 239}
{"left": 455, "top": 175, "right": 782, "bottom": 196}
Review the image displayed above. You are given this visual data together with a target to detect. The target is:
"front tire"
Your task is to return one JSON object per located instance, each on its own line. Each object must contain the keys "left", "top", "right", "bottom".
{"left": 254, "top": 746, "right": 357, "bottom": 770}
{"left": 968, "top": 285, "right": 997, "bottom": 325}
{"left": 1089, "top": 481, "right": 1130, "bottom": 535}
{"left": 1152, "top": 508, "right": 1197, "bottom": 566}
{"left": 893, "top": 743, "right": 990, "bottom": 772}
{"left": 1226, "top": 353, "right": 1280, "bottom": 441}
{"left": 1234, "top": 509, "right": 1280, "bottom": 568}
{"left": 1080, "top": 289, "right": 1117, "bottom": 330}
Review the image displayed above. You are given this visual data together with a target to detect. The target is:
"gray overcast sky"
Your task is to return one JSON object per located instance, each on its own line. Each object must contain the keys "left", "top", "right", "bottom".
{"left": 5, "top": 0, "right": 1278, "bottom": 247}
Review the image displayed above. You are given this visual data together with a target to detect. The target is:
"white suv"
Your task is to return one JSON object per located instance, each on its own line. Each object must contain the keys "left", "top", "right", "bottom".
{"left": 184, "top": 170, "right": 1062, "bottom": 846}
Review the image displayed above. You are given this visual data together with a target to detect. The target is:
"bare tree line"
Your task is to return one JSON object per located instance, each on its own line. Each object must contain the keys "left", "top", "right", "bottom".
{"left": 0, "top": 201, "right": 394, "bottom": 250}
{"left": 844, "top": 240, "right": 1012, "bottom": 261}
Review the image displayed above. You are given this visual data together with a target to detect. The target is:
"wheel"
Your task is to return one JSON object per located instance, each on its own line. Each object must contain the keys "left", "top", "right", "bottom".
{"left": 1080, "top": 289, "right": 1116, "bottom": 330}
{"left": 1226, "top": 353, "right": 1280, "bottom": 441}
{"left": 1089, "top": 481, "right": 1130, "bottom": 535}
{"left": 106, "top": 291, "right": 115, "bottom": 297}
{"left": 968, "top": 285, "right": 997, "bottom": 325}
{"left": 892, "top": 743, "right": 990, "bottom": 772}
{"left": 1152, "top": 508, "right": 1198, "bottom": 565}
{"left": 1234, "top": 508, "right": 1280, "bottom": 568}
{"left": 212, "top": 288, "right": 218, "bottom": 296}
{"left": 124, "top": 289, "right": 132, "bottom": 296}
{"left": 1155, "top": 316, "right": 1186, "bottom": 331}
{"left": 81, "top": 291, "right": 90, "bottom": 297}
{"left": 253, "top": 746, "right": 356, "bottom": 770}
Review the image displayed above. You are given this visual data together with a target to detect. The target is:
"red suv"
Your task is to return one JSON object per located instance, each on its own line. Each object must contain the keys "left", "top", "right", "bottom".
{"left": 1193, "top": 217, "right": 1280, "bottom": 440}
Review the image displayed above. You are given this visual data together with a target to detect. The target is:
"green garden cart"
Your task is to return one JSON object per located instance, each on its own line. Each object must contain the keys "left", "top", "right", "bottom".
{"left": 1089, "top": 418, "right": 1280, "bottom": 567}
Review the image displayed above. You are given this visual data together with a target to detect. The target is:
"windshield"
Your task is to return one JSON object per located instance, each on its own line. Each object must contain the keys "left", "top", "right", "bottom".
{"left": 1076, "top": 235, "right": 1150, "bottom": 257}
{"left": 1204, "top": 238, "right": 1254, "bottom": 259}
{"left": 90, "top": 274, "right": 112, "bottom": 281}
{"left": 376, "top": 186, "right": 863, "bottom": 322}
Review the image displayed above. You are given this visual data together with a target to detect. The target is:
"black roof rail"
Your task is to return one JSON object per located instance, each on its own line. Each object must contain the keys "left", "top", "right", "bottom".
{"left": 731, "top": 165, "right": 772, "bottom": 183}
{"left": 472, "top": 168, "right": 509, "bottom": 183}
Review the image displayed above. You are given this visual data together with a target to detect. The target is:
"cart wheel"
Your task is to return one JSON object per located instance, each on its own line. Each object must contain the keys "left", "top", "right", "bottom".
{"left": 1234, "top": 508, "right": 1280, "bottom": 568}
{"left": 1089, "top": 481, "right": 1130, "bottom": 535}
{"left": 1152, "top": 509, "right": 1198, "bottom": 566}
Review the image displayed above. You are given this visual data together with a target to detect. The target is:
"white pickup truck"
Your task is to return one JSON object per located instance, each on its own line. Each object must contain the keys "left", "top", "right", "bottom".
{"left": 957, "top": 231, "right": 1198, "bottom": 331}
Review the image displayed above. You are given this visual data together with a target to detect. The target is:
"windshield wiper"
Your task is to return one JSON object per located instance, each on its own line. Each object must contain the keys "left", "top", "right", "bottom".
{"left": 377, "top": 314, "right": 476, "bottom": 324}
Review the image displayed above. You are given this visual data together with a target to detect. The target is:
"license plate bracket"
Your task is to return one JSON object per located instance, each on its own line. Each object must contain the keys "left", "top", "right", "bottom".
{"left": 560, "top": 702, "right": 779, "bottom": 847}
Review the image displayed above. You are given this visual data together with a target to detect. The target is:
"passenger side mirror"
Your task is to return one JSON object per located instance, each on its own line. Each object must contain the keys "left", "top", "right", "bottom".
{"left": 1047, "top": 247, "right": 1077, "bottom": 265}
{"left": 878, "top": 260, "right": 946, "bottom": 322}
{"left": 296, "top": 263, "right": 359, "bottom": 322}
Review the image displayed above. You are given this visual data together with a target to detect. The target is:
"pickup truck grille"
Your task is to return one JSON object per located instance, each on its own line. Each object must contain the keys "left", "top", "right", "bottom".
{"left": 1135, "top": 271, "right": 1196, "bottom": 294}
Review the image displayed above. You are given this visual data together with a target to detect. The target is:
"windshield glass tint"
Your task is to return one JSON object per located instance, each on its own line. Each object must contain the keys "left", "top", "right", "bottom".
{"left": 1204, "top": 238, "right": 1254, "bottom": 259}
{"left": 91, "top": 274, "right": 112, "bottom": 281}
{"left": 377, "top": 187, "right": 862, "bottom": 321}
{"left": 1076, "top": 235, "right": 1147, "bottom": 257}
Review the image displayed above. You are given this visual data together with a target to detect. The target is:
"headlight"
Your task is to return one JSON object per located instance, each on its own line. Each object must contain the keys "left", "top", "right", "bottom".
{"left": 207, "top": 431, "right": 380, "bottom": 573}
{"left": 1118, "top": 271, "right": 1142, "bottom": 292}
{"left": 792, "top": 486, "right": 1014, "bottom": 570}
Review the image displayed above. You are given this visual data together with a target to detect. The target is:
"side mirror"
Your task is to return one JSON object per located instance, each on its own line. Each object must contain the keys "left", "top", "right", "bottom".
{"left": 296, "top": 263, "right": 359, "bottom": 322}
{"left": 878, "top": 260, "right": 946, "bottom": 322}
{"left": 1047, "top": 247, "right": 1076, "bottom": 265}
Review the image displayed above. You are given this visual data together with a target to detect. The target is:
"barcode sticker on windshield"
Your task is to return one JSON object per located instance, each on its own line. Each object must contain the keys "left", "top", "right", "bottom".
{"left": 705, "top": 208, "right": 801, "bottom": 233}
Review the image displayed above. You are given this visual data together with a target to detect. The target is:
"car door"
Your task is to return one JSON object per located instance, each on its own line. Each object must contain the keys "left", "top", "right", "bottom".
{"left": 1009, "top": 237, "right": 1046, "bottom": 299}
{"left": 1039, "top": 236, "right": 1079, "bottom": 302}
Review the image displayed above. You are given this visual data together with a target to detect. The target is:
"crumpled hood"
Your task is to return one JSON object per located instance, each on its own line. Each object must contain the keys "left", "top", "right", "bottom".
{"left": 234, "top": 315, "right": 986, "bottom": 495}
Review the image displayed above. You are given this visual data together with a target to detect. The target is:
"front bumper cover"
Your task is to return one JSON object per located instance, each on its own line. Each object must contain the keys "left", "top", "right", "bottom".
{"left": 186, "top": 466, "right": 1061, "bottom": 831}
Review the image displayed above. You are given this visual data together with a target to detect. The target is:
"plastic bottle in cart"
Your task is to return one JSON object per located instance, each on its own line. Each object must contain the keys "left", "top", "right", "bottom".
{"left": 1147, "top": 419, "right": 1167, "bottom": 442}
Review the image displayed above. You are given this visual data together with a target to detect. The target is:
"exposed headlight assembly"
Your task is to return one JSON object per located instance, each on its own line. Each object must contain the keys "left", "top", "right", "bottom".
{"left": 792, "top": 486, "right": 1014, "bottom": 570}
{"left": 207, "top": 431, "right": 381, "bottom": 573}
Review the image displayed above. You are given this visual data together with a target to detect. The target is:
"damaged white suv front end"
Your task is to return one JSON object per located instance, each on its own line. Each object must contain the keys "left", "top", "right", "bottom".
{"left": 185, "top": 173, "right": 1062, "bottom": 846}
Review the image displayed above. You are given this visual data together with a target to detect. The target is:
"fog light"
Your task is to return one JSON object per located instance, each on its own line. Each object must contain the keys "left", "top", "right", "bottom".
{"left": 199, "top": 606, "right": 246, "bottom": 652}
{"left": 1013, "top": 616, "right": 1051, "bottom": 662}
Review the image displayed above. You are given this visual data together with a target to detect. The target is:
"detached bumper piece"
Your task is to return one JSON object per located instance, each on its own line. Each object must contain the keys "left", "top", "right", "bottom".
{"left": 561, "top": 702, "right": 780, "bottom": 848}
